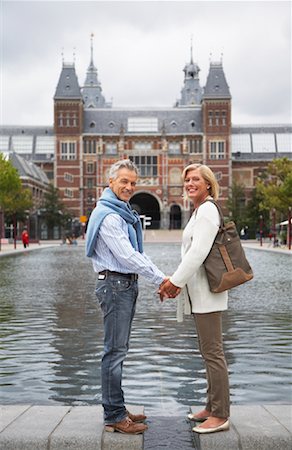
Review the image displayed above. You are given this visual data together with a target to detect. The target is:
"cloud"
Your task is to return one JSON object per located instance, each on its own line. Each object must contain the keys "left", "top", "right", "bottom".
{"left": 1, "top": 0, "right": 291, "bottom": 125}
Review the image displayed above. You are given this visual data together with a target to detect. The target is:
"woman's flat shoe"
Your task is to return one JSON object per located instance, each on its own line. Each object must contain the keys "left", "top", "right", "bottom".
{"left": 192, "top": 419, "right": 229, "bottom": 434}
{"left": 187, "top": 412, "right": 209, "bottom": 422}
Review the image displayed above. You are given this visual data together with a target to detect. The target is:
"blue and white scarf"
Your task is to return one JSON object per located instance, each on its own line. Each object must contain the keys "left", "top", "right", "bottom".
{"left": 86, "top": 187, "right": 143, "bottom": 257}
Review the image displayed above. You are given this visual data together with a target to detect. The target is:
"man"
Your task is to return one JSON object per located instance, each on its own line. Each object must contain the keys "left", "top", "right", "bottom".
{"left": 86, "top": 159, "right": 166, "bottom": 435}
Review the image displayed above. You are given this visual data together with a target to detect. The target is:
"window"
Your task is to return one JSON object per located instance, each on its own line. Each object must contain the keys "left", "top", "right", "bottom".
{"left": 276, "top": 133, "right": 292, "bottom": 153}
{"left": 129, "top": 155, "right": 157, "bottom": 177}
{"left": 215, "top": 111, "right": 220, "bottom": 126}
{"left": 231, "top": 134, "right": 251, "bottom": 153}
{"left": 128, "top": 117, "right": 158, "bottom": 132}
{"left": 11, "top": 136, "right": 33, "bottom": 153}
{"left": 222, "top": 111, "right": 226, "bottom": 126}
{"left": 133, "top": 141, "right": 152, "bottom": 151}
{"left": 0, "top": 136, "right": 9, "bottom": 151}
{"left": 210, "top": 141, "right": 225, "bottom": 159}
{"left": 87, "top": 178, "right": 94, "bottom": 189}
{"left": 60, "top": 142, "right": 76, "bottom": 160}
{"left": 189, "top": 139, "right": 202, "bottom": 154}
{"left": 66, "top": 113, "right": 70, "bottom": 127}
{"left": 64, "top": 172, "right": 73, "bottom": 183}
{"left": 87, "top": 162, "right": 94, "bottom": 174}
{"left": 64, "top": 188, "right": 73, "bottom": 198}
{"left": 168, "top": 142, "right": 180, "bottom": 155}
{"left": 84, "top": 140, "right": 96, "bottom": 154}
{"left": 35, "top": 136, "right": 55, "bottom": 154}
{"left": 208, "top": 111, "right": 213, "bottom": 126}
{"left": 252, "top": 133, "right": 275, "bottom": 153}
{"left": 58, "top": 113, "right": 63, "bottom": 127}
{"left": 105, "top": 142, "right": 117, "bottom": 154}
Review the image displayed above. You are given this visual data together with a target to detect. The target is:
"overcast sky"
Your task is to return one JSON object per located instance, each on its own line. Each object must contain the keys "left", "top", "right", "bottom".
{"left": 1, "top": 0, "right": 291, "bottom": 126}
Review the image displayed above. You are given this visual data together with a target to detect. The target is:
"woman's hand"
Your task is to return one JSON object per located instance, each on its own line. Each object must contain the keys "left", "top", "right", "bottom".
{"left": 158, "top": 279, "right": 181, "bottom": 302}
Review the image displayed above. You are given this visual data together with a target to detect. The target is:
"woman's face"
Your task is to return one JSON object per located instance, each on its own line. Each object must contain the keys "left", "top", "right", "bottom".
{"left": 184, "top": 168, "right": 210, "bottom": 205}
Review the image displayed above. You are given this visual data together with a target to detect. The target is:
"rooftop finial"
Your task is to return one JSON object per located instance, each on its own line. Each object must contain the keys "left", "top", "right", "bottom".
{"left": 190, "top": 34, "right": 194, "bottom": 63}
{"left": 73, "top": 47, "right": 76, "bottom": 64}
{"left": 61, "top": 47, "right": 64, "bottom": 65}
{"left": 220, "top": 52, "right": 223, "bottom": 63}
{"left": 90, "top": 33, "right": 94, "bottom": 66}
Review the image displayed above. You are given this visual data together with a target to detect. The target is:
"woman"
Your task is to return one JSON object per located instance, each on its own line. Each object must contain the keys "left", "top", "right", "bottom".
{"left": 159, "top": 163, "right": 230, "bottom": 434}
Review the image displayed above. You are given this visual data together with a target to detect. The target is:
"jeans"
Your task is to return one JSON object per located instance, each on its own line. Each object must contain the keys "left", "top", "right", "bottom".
{"left": 95, "top": 274, "right": 138, "bottom": 424}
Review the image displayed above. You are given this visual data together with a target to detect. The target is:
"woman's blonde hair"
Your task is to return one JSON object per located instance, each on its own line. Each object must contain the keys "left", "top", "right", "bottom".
{"left": 182, "top": 163, "right": 219, "bottom": 201}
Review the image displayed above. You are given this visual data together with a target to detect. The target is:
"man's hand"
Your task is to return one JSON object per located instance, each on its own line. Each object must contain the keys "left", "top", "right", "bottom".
{"left": 158, "top": 279, "right": 181, "bottom": 302}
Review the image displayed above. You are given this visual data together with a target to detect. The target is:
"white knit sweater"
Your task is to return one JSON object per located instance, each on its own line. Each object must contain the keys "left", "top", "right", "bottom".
{"left": 170, "top": 201, "right": 228, "bottom": 321}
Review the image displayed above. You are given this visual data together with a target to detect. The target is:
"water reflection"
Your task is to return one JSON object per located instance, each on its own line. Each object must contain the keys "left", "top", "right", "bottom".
{"left": 0, "top": 245, "right": 291, "bottom": 414}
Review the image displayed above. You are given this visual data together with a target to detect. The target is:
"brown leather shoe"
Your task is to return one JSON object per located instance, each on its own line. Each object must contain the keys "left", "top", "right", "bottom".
{"left": 126, "top": 410, "right": 147, "bottom": 422}
{"left": 104, "top": 417, "right": 148, "bottom": 434}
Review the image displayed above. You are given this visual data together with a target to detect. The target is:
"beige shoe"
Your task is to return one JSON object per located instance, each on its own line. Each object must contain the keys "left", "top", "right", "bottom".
{"left": 187, "top": 412, "right": 209, "bottom": 422}
{"left": 193, "top": 419, "right": 229, "bottom": 434}
{"left": 105, "top": 417, "right": 148, "bottom": 434}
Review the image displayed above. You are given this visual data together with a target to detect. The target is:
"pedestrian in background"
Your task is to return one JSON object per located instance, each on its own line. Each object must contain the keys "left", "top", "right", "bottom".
{"left": 86, "top": 159, "right": 167, "bottom": 435}
{"left": 21, "top": 228, "right": 29, "bottom": 248}
{"left": 159, "top": 163, "right": 230, "bottom": 434}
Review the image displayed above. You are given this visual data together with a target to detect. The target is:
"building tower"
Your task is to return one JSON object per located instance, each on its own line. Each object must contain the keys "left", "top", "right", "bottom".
{"left": 54, "top": 56, "right": 83, "bottom": 218}
{"left": 202, "top": 57, "right": 232, "bottom": 208}
{"left": 177, "top": 41, "right": 202, "bottom": 107}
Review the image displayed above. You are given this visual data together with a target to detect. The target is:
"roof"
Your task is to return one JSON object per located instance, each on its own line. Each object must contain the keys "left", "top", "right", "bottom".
{"left": 54, "top": 64, "right": 82, "bottom": 100}
{"left": 0, "top": 126, "right": 55, "bottom": 162}
{"left": 203, "top": 62, "right": 231, "bottom": 99}
{"left": 9, "top": 152, "right": 50, "bottom": 185}
{"left": 83, "top": 107, "right": 203, "bottom": 135}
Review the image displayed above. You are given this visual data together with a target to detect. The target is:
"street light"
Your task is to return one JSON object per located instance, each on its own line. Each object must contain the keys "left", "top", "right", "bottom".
{"left": 259, "top": 215, "right": 263, "bottom": 247}
{"left": 288, "top": 207, "right": 291, "bottom": 250}
{"left": 272, "top": 208, "right": 276, "bottom": 247}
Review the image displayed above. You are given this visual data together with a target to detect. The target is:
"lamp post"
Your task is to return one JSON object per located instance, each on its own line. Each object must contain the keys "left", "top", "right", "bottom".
{"left": 259, "top": 215, "right": 263, "bottom": 247}
{"left": 272, "top": 208, "right": 276, "bottom": 246}
{"left": 288, "top": 207, "right": 291, "bottom": 250}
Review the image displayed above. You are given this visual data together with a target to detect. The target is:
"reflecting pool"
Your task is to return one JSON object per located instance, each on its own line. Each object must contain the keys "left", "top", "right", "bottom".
{"left": 0, "top": 244, "right": 291, "bottom": 414}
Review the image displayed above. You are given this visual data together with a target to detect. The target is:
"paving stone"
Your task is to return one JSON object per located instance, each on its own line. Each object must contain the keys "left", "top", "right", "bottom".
{"left": 144, "top": 416, "right": 195, "bottom": 449}
{"left": 0, "top": 405, "right": 31, "bottom": 432}
{"left": 263, "top": 404, "right": 292, "bottom": 433}
{"left": 0, "top": 405, "right": 70, "bottom": 450}
{"left": 50, "top": 405, "right": 104, "bottom": 450}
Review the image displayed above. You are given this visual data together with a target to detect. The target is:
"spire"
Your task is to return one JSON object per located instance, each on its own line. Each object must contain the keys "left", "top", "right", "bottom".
{"left": 82, "top": 34, "right": 111, "bottom": 108}
{"left": 176, "top": 41, "right": 202, "bottom": 107}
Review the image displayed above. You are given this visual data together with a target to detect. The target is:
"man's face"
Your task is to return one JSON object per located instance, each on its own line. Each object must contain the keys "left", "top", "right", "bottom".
{"left": 109, "top": 168, "right": 137, "bottom": 202}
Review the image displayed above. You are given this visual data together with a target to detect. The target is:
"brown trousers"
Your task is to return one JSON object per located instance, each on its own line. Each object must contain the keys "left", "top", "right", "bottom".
{"left": 194, "top": 311, "right": 230, "bottom": 418}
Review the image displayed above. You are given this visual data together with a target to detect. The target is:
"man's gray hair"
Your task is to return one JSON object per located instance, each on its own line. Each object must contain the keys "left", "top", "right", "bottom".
{"left": 108, "top": 159, "right": 139, "bottom": 180}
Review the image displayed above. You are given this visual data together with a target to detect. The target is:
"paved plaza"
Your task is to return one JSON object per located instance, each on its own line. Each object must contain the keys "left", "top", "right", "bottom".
{"left": 0, "top": 232, "right": 291, "bottom": 449}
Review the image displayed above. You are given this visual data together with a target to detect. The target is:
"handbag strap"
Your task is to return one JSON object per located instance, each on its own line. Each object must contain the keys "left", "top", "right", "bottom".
{"left": 200, "top": 198, "right": 225, "bottom": 229}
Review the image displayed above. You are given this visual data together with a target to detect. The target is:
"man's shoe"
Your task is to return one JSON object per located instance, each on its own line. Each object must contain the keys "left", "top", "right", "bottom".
{"left": 192, "top": 419, "right": 229, "bottom": 434}
{"left": 126, "top": 410, "right": 147, "bottom": 422}
{"left": 104, "top": 417, "right": 148, "bottom": 434}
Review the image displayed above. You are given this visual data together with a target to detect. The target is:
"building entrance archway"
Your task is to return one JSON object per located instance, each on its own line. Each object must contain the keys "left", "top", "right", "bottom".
{"left": 169, "top": 204, "right": 182, "bottom": 229}
{"left": 130, "top": 193, "right": 160, "bottom": 229}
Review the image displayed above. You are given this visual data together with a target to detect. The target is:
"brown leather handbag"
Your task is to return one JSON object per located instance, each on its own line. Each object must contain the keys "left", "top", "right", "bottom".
{"left": 203, "top": 200, "right": 254, "bottom": 293}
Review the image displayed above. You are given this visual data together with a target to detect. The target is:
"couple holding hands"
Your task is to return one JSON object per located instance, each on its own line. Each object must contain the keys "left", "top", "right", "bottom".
{"left": 86, "top": 159, "right": 229, "bottom": 435}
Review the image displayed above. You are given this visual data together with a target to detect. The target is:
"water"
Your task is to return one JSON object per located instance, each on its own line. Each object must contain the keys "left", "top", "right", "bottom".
{"left": 0, "top": 244, "right": 291, "bottom": 414}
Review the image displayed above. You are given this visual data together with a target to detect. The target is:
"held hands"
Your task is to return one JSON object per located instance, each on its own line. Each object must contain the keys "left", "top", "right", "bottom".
{"left": 158, "top": 278, "right": 181, "bottom": 302}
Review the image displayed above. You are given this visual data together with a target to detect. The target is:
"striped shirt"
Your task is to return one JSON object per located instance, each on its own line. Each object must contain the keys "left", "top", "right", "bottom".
{"left": 91, "top": 214, "right": 165, "bottom": 286}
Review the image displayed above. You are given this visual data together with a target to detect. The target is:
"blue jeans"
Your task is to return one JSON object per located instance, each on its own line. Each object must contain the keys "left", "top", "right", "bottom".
{"left": 95, "top": 274, "right": 138, "bottom": 424}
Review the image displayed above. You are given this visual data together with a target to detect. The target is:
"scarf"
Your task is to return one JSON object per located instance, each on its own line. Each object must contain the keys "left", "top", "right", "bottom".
{"left": 86, "top": 187, "right": 143, "bottom": 257}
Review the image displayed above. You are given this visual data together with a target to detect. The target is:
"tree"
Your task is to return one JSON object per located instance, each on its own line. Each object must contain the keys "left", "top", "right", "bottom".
{"left": 227, "top": 181, "right": 247, "bottom": 231}
{"left": 256, "top": 158, "right": 292, "bottom": 219}
{"left": 0, "top": 154, "right": 33, "bottom": 225}
{"left": 41, "top": 184, "right": 72, "bottom": 239}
